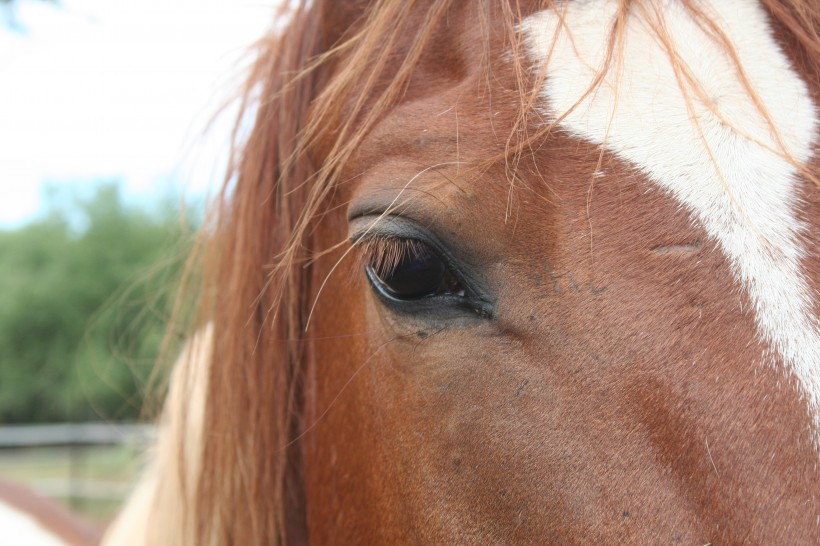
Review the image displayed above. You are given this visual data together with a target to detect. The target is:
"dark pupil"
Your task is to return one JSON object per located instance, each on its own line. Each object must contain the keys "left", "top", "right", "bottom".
{"left": 375, "top": 247, "right": 445, "bottom": 299}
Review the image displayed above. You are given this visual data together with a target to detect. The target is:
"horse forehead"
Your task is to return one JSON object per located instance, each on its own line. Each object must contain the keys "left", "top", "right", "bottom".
{"left": 520, "top": 0, "right": 820, "bottom": 444}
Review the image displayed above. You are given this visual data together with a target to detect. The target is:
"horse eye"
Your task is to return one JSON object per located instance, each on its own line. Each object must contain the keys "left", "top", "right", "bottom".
{"left": 367, "top": 240, "right": 463, "bottom": 300}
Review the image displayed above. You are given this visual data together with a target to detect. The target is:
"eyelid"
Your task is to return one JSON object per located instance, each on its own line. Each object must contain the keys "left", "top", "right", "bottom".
{"left": 348, "top": 214, "right": 426, "bottom": 244}
{"left": 349, "top": 215, "right": 457, "bottom": 276}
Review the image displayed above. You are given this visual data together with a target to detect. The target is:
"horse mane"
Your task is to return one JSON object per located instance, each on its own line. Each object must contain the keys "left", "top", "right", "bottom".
{"left": 134, "top": 1, "right": 819, "bottom": 545}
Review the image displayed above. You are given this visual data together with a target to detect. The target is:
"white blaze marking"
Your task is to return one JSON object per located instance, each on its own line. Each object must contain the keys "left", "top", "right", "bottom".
{"left": 0, "top": 500, "right": 70, "bottom": 546}
{"left": 521, "top": 1, "right": 820, "bottom": 443}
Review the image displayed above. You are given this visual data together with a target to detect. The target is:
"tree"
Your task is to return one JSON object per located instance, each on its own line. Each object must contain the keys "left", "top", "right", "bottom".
{"left": 0, "top": 181, "right": 197, "bottom": 423}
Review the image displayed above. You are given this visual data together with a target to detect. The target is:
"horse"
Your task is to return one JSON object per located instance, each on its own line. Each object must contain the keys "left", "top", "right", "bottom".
{"left": 101, "top": 0, "right": 819, "bottom": 543}
{"left": 0, "top": 478, "right": 101, "bottom": 546}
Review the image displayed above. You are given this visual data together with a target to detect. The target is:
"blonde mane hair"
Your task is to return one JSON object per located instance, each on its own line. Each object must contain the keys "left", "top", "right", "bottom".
{"left": 106, "top": 2, "right": 819, "bottom": 545}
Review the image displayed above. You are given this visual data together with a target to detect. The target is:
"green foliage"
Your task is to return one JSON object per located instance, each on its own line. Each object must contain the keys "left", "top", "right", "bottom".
{"left": 0, "top": 182, "right": 198, "bottom": 423}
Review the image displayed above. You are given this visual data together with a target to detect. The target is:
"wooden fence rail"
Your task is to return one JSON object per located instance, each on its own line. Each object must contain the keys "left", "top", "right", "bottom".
{"left": 0, "top": 422, "right": 155, "bottom": 448}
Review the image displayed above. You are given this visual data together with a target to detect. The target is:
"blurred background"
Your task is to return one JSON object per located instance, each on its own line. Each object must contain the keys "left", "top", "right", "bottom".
{"left": 0, "top": 0, "right": 276, "bottom": 525}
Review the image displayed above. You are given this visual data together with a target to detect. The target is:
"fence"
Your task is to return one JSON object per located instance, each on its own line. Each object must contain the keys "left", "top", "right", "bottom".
{"left": 0, "top": 422, "right": 155, "bottom": 449}
{"left": 0, "top": 422, "right": 155, "bottom": 523}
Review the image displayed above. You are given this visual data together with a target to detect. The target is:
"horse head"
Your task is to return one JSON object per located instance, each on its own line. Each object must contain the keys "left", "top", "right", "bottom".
{"left": 104, "top": 1, "right": 819, "bottom": 544}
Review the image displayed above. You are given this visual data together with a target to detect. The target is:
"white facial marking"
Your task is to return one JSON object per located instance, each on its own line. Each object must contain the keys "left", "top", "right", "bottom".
{"left": 521, "top": 1, "right": 819, "bottom": 443}
{"left": 0, "top": 500, "right": 70, "bottom": 546}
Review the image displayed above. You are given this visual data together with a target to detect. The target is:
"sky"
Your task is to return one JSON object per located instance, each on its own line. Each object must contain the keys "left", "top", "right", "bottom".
{"left": 0, "top": 0, "right": 280, "bottom": 227}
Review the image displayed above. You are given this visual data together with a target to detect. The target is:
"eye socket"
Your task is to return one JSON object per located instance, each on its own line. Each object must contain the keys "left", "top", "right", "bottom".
{"left": 364, "top": 237, "right": 465, "bottom": 301}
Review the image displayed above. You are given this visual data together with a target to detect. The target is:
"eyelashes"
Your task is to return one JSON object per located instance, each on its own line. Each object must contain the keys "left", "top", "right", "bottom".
{"left": 356, "top": 236, "right": 431, "bottom": 278}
